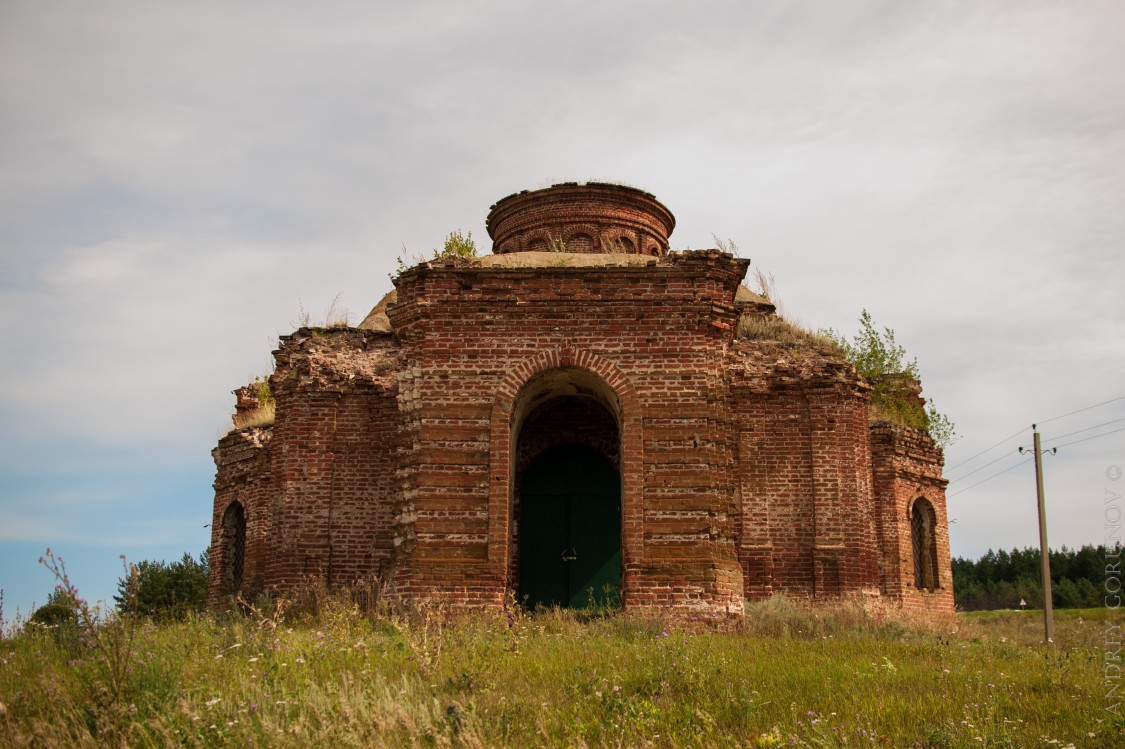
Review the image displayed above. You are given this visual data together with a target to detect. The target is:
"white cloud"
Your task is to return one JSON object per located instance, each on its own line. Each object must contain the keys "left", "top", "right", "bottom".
{"left": 1, "top": 1, "right": 1123, "bottom": 591}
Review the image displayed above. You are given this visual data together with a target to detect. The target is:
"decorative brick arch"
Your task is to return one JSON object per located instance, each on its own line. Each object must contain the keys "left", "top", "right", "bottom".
{"left": 519, "top": 228, "right": 557, "bottom": 253}
{"left": 908, "top": 496, "right": 940, "bottom": 591}
{"left": 487, "top": 346, "right": 644, "bottom": 602}
{"left": 600, "top": 228, "right": 638, "bottom": 254}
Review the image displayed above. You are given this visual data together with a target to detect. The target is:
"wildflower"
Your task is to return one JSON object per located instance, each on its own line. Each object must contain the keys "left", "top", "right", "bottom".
{"left": 250, "top": 704, "right": 259, "bottom": 712}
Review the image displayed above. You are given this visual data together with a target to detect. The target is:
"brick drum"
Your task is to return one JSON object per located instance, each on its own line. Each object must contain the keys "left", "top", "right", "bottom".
{"left": 208, "top": 182, "right": 954, "bottom": 617}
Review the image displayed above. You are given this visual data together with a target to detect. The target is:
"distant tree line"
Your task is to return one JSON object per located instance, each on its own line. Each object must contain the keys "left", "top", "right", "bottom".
{"left": 953, "top": 544, "right": 1111, "bottom": 611}
{"left": 113, "top": 550, "right": 210, "bottom": 618}
{"left": 31, "top": 550, "right": 210, "bottom": 626}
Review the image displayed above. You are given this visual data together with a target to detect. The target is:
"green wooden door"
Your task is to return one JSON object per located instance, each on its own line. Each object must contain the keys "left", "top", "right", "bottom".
{"left": 519, "top": 445, "right": 621, "bottom": 609}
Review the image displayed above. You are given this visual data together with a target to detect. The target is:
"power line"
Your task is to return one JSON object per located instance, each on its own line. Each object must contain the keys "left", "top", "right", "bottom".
{"left": 1037, "top": 394, "right": 1125, "bottom": 427}
{"left": 947, "top": 449, "right": 1018, "bottom": 484}
{"left": 946, "top": 427, "right": 1026, "bottom": 471}
{"left": 949, "top": 420, "right": 1125, "bottom": 498}
{"left": 1048, "top": 424, "right": 1125, "bottom": 451}
{"left": 945, "top": 394, "right": 1125, "bottom": 473}
{"left": 949, "top": 456, "right": 1032, "bottom": 498}
{"left": 1041, "top": 416, "right": 1125, "bottom": 445}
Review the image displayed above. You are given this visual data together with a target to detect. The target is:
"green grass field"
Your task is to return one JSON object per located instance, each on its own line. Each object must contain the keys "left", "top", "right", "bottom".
{"left": 0, "top": 596, "right": 1120, "bottom": 747}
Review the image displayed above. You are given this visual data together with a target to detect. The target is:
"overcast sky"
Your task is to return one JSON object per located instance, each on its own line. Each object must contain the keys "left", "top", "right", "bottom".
{"left": 2, "top": 1, "right": 1122, "bottom": 620}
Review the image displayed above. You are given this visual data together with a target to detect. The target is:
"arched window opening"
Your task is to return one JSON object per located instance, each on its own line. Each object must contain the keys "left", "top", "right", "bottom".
{"left": 222, "top": 501, "right": 246, "bottom": 594}
{"left": 910, "top": 498, "right": 938, "bottom": 591}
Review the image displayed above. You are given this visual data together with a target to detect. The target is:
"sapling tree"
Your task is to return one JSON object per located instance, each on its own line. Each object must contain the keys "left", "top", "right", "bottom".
{"left": 434, "top": 230, "right": 478, "bottom": 260}
{"left": 824, "top": 309, "right": 956, "bottom": 447}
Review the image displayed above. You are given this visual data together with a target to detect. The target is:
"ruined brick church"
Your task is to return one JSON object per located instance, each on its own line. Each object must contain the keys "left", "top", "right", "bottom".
{"left": 208, "top": 182, "right": 953, "bottom": 616}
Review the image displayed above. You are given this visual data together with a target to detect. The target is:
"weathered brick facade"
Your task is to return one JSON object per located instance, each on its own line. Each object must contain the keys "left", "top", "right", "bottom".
{"left": 208, "top": 182, "right": 953, "bottom": 616}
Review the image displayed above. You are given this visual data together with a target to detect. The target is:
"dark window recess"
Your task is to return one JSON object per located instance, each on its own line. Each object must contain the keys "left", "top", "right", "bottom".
{"left": 911, "top": 499, "right": 938, "bottom": 591}
{"left": 222, "top": 502, "right": 246, "bottom": 594}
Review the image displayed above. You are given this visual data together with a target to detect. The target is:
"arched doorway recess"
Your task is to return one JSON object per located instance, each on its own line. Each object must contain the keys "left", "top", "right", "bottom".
{"left": 510, "top": 367, "right": 622, "bottom": 609}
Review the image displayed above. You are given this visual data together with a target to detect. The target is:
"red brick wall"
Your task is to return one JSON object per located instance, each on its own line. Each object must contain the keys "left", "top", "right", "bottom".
{"left": 380, "top": 251, "right": 747, "bottom": 613}
{"left": 870, "top": 422, "right": 954, "bottom": 614}
{"left": 486, "top": 182, "right": 675, "bottom": 256}
{"left": 236, "top": 329, "right": 404, "bottom": 596}
{"left": 730, "top": 342, "right": 881, "bottom": 602}
{"left": 208, "top": 427, "right": 272, "bottom": 604}
{"left": 208, "top": 248, "right": 953, "bottom": 619}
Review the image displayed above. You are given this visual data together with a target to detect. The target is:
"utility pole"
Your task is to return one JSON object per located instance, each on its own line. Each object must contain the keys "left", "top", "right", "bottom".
{"left": 1020, "top": 424, "right": 1056, "bottom": 645}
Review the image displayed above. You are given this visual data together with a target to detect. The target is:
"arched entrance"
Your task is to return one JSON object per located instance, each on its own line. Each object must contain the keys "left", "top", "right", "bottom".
{"left": 509, "top": 367, "right": 623, "bottom": 609}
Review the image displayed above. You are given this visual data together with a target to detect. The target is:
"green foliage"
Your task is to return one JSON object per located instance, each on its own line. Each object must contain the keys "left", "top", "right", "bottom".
{"left": 824, "top": 309, "right": 956, "bottom": 447}
{"left": 433, "top": 229, "right": 478, "bottom": 260}
{"left": 924, "top": 402, "right": 956, "bottom": 448}
{"left": 392, "top": 231, "right": 478, "bottom": 279}
{"left": 253, "top": 377, "right": 273, "bottom": 409}
{"left": 952, "top": 544, "right": 1110, "bottom": 611}
{"left": 46, "top": 585, "right": 80, "bottom": 609}
{"left": 38, "top": 549, "right": 145, "bottom": 711}
{"left": 30, "top": 602, "right": 77, "bottom": 627}
{"left": 114, "top": 551, "right": 210, "bottom": 619}
{"left": 28, "top": 588, "right": 82, "bottom": 654}
{"left": 824, "top": 309, "right": 917, "bottom": 380}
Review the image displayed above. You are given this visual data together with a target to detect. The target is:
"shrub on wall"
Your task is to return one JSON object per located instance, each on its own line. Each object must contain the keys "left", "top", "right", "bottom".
{"left": 824, "top": 310, "right": 956, "bottom": 447}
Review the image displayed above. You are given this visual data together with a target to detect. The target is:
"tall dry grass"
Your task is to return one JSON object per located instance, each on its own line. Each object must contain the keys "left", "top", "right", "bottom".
{"left": 1, "top": 588, "right": 1118, "bottom": 747}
